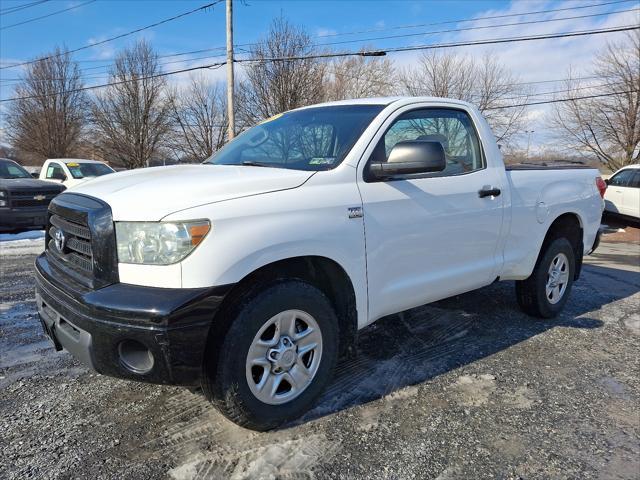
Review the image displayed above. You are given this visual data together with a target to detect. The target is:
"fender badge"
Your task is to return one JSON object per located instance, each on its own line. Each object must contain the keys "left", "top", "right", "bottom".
{"left": 348, "top": 207, "right": 363, "bottom": 219}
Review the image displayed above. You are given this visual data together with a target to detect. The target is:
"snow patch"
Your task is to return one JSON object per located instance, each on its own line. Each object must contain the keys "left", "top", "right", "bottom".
{"left": 0, "top": 230, "right": 45, "bottom": 241}
{"left": 0, "top": 230, "right": 45, "bottom": 256}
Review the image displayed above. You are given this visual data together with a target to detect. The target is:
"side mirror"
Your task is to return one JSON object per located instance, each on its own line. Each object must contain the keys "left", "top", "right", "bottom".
{"left": 604, "top": 178, "right": 610, "bottom": 185}
{"left": 51, "top": 172, "right": 66, "bottom": 181}
{"left": 369, "top": 140, "right": 446, "bottom": 180}
{"left": 31, "top": 172, "right": 39, "bottom": 178}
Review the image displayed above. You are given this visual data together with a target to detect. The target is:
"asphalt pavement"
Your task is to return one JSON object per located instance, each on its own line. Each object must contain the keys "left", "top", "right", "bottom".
{"left": 0, "top": 233, "right": 638, "bottom": 480}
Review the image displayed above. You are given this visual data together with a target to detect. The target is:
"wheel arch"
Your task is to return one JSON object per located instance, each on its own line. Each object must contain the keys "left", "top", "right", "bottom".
{"left": 202, "top": 255, "right": 358, "bottom": 383}
{"left": 538, "top": 212, "right": 584, "bottom": 280}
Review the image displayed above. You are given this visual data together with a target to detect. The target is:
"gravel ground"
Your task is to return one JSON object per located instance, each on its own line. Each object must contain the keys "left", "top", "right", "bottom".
{"left": 1, "top": 234, "right": 638, "bottom": 480}
{"left": 601, "top": 212, "right": 639, "bottom": 244}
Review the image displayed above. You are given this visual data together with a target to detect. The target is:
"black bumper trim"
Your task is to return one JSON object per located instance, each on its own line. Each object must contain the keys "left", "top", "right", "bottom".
{"left": 35, "top": 253, "right": 233, "bottom": 386}
{"left": 590, "top": 229, "right": 602, "bottom": 254}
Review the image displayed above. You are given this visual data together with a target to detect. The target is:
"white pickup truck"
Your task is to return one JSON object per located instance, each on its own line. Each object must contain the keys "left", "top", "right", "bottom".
{"left": 35, "top": 97, "right": 605, "bottom": 430}
{"left": 39, "top": 158, "right": 115, "bottom": 189}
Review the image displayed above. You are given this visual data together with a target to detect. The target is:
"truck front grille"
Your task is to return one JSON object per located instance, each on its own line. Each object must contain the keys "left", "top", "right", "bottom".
{"left": 47, "top": 214, "right": 94, "bottom": 280}
{"left": 9, "top": 189, "right": 60, "bottom": 208}
{"left": 45, "top": 193, "right": 119, "bottom": 290}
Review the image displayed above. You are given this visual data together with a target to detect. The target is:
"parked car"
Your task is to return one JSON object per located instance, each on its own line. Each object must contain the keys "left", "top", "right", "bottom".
{"left": 604, "top": 164, "right": 640, "bottom": 220}
{"left": 39, "top": 158, "right": 115, "bottom": 189}
{"left": 34, "top": 97, "right": 605, "bottom": 430}
{"left": 0, "top": 158, "right": 65, "bottom": 232}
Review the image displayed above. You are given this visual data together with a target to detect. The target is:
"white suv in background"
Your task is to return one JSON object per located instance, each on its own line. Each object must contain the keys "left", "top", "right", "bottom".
{"left": 604, "top": 165, "right": 640, "bottom": 220}
{"left": 39, "top": 158, "right": 115, "bottom": 189}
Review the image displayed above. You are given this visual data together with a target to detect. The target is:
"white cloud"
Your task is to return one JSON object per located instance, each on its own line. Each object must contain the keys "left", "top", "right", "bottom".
{"left": 316, "top": 27, "right": 337, "bottom": 38}
{"left": 387, "top": 0, "right": 635, "bottom": 149}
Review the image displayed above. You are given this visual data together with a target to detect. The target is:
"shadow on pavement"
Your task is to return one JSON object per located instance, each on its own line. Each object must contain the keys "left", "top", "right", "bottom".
{"left": 290, "top": 260, "right": 639, "bottom": 427}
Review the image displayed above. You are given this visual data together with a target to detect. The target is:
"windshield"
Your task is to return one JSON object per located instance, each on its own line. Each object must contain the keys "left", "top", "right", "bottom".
{"left": 204, "top": 104, "right": 385, "bottom": 171}
{"left": 67, "top": 162, "right": 114, "bottom": 179}
{"left": 0, "top": 160, "right": 31, "bottom": 179}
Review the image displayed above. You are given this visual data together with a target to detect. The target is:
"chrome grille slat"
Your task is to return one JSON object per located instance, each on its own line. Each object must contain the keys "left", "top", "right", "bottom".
{"left": 49, "top": 226, "right": 92, "bottom": 256}
{"left": 47, "top": 240, "right": 93, "bottom": 274}
{"left": 50, "top": 214, "right": 91, "bottom": 240}
{"left": 46, "top": 212, "right": 94, "bottom": 282}
{"left": 66, "top": 237, "right": 92, "bottom": 256}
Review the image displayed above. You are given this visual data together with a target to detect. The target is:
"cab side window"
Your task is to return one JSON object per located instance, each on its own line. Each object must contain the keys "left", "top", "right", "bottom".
{"left": 608, "top": 169, "right": 634, "bottom": 187}
{"left": 46, "top": 163, "right": 65, "bottom": 180}
{"left": 370, "top": 108, "right": 485, "bottom": 176}
{"left": 629, "top": 171, "right": 640, "bottom": 188}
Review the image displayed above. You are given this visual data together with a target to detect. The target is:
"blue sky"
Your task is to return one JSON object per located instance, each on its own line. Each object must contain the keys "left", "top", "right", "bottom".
{"left": 1, "top": 1, "right": 528, "bottom": 62}
{"left": 1, "top": 0, "right": 638, "bottom": 150}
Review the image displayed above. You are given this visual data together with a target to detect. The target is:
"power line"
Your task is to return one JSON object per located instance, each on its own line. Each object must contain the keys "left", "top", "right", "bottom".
{"left": 0, "top": 0, "right": 96, "bottom": 31}
{"left": 2, "top": 0, "right": 628, "bottom": 73}
{"left": 0, "top": 64, "right": 226, "bottom": 103}
{"left": 317, "top": 7, "right": 640, "bottom": 48}
{"left": 1, "top": 89, "right": 636, "bottom": 116}
{"left": 1, "top": 25, "right": 637, "bottom": 103}
{"left": 0, "top": 1, "right": 223, "bottom": 70}
{"left": 0, "top": 52, "right": 230, "bottom": 84}
{"left": 234, "top": 25, "right": 639, "bottom": 63}
{"left": 327, "top": 64, "right": 626, "bottom": 101}
{"left": 0, "top": 0, "right": 51, "bottom": 15}
{"left": 316, "top": 0, "right": 636, "bottom": 38}
{"left": 71, "top": 3, "right": 631, "bottom": 64}
{"left": 488, "top": 90, "right": 639, "bottom": 110}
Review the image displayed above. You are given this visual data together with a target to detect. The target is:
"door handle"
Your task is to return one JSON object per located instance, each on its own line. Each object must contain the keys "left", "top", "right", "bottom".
{"left": 478, "top": 187, "right": 501, "bottom": 198}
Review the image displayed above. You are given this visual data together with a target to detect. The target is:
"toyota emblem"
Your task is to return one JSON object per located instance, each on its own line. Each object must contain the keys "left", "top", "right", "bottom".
{"left": 54, "top": 229, "right": 66, "bottom": 251}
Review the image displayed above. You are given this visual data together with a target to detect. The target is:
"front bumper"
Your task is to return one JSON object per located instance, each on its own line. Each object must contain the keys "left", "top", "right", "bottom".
{"left": 35, "top": 253, "right": 232, "bottom": 386}
{"left": 0, "top": 207, "right": 48, "bottom": 231}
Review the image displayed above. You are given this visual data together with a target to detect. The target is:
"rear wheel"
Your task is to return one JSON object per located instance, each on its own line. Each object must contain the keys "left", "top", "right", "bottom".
{"left": 516, "top": 237, "right": 575, "bottom": 318}
{"left": 202, "top": 280, "right": 338, "bottom": 431}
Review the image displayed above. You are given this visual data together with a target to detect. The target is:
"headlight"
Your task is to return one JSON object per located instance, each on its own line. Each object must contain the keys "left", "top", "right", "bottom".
{"left": 115, "top": 220, "right": 210, "bottom": 265}
{"left": 0, "top": 190, "right": 6, "bottom": 197}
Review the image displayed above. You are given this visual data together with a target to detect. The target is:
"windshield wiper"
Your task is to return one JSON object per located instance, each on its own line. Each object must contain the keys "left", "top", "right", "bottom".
{"left": 241, "top": 161, "right": 276, "bottom": 168}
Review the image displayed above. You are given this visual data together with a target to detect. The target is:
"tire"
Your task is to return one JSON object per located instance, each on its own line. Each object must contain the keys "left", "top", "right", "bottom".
{"left": 202, "top": 279, "right": 338, "bottom": 431}
{"left": 516, "top": 237, "right": 575, "bottom": 318}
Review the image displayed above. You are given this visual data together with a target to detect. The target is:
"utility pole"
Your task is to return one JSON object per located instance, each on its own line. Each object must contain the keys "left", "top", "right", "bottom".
{"left": 525, "top": 130, "right": 534, "bottom": 160}
{"left": 226, "top": 0, "right": 235, "bottom": 140}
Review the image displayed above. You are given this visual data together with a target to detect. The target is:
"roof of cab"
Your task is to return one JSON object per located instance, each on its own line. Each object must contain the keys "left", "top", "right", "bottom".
{"left": 295, "top": 96, "right": 476, "bottom": 110}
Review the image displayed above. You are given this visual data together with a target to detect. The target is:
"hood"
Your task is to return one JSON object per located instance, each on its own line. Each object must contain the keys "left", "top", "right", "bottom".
{"left": 70, "top": 164, "right": 314, "bottom": 220}
{"left": 0, "top": 177, "right": 64, "bottom": 191}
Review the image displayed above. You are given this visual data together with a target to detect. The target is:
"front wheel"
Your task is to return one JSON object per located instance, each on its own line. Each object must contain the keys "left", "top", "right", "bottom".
{"left": 516, "top": 237, "right": 575, "bottom": 318}
{"left": 202, "top": 280, "right": 338, "bottom": 431}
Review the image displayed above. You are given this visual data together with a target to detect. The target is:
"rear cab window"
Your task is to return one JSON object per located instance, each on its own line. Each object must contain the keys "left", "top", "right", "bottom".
{"left": 46, "top": 162, "right": 65, "bottom": 180}
{"left": 369, "top": 108, "right": 485, "bottom": 177}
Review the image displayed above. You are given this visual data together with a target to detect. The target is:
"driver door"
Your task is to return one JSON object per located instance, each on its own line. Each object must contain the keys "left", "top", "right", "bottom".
{"left": 358, "top": 106, "right": 504, "bottom": 322}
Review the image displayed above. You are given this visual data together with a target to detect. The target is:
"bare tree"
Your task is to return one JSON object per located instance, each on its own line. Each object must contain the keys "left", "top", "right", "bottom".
{"left": 90, "top": 40, "right": 172, "bottom": 169}
{"left": 237, "top": 16, "right": 325, "bottom": 126}
{"left": 551, "top": 32, "right": 640, "bottom": 170}
{"left": 167, "top": 75, "right": 227, "bottom": 162}
{"left": 399, "top": 51, "right": 528, "bottom": 145}
{"left": 5, "top": 47, "right": 87, "bottom": 160}
{"left": 325, "top": 55, "right": 396, "bottom": 101}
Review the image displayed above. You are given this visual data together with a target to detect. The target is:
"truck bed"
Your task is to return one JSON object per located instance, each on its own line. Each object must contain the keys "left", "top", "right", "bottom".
{"left": 506, "top": 163, "right": 594, "bottom": 171}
